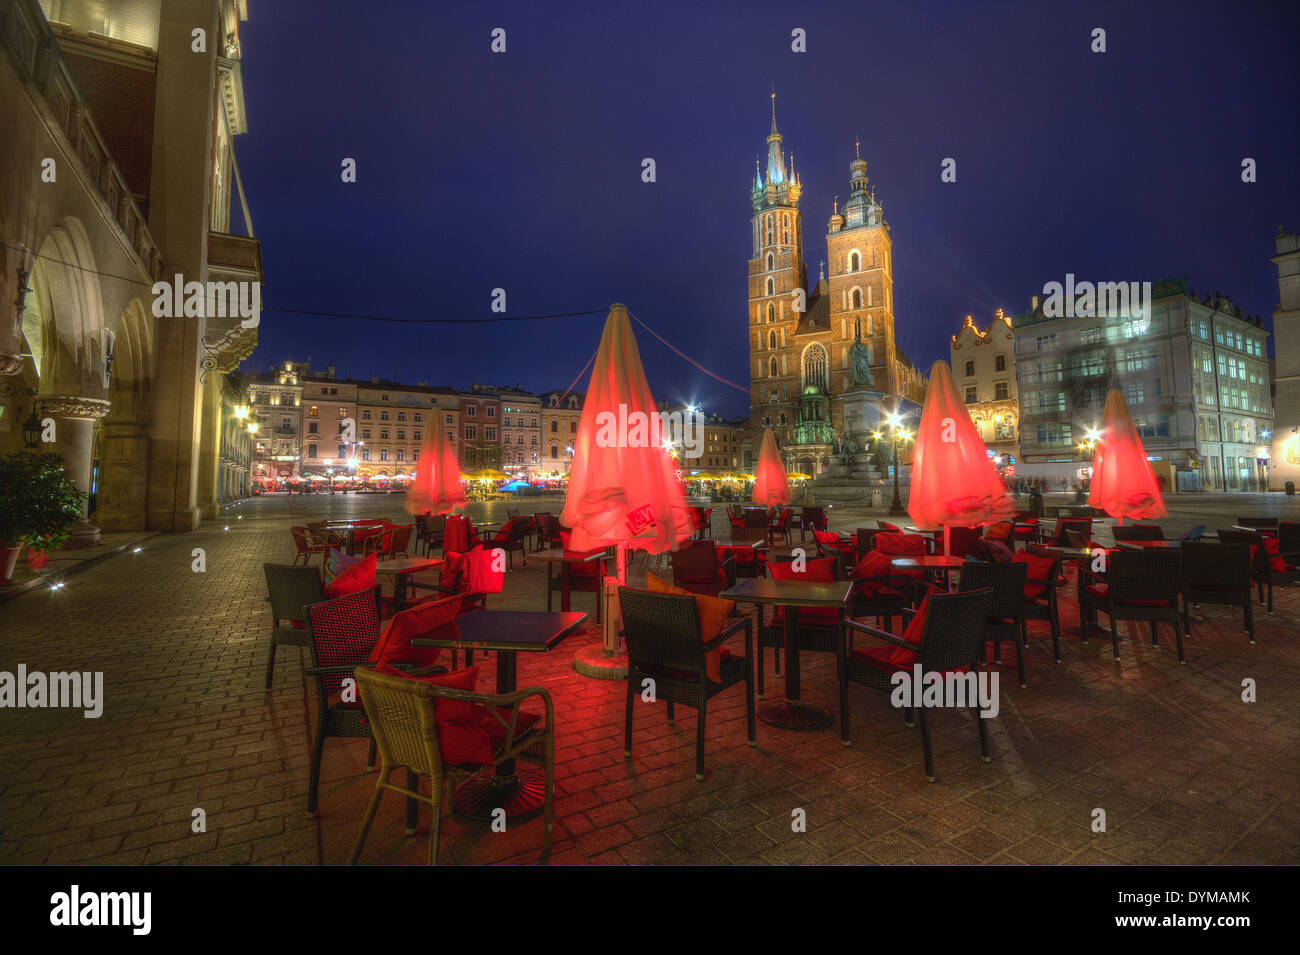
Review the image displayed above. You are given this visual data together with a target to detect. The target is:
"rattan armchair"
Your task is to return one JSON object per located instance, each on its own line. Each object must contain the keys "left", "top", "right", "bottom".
{"left": 768, "top": 507, "right": 792, "bottom": 547}
{"left": 754, "top": 555, "right": 845, "bottom": 697}
{"left": 1217, "top": 528, "right": 1296, "bottom": 613}
{"left": 304, "top": 589, "right": 386, "bottom": 813}
{"left": 619, "top": 587, "right": 756, "bottom": 781}
{"left": 793, "top": 506, "right": 827, "bottom": 543}
{"left": 960, "top": 561, "right": 1029, "bottom": 688}
{"left": 488, "top": 519, "right": 531, "bottom": 569}
{"left": 840, "top": 588, "right": 995, "bottom": 781}
{"left": 387, "top": 524, "right": 415, "bottom": 559}
{"left": 348, "top": 665, "right": 554, "bottom": 865}
{"left": 1019, "top": 543, "right": 1065, "bottom": 663}
{"left": 291, "top": 525, "right": 327, "bottom": 565}
{"left": 1181, "top": 542, "right": 1254, "bottom": 646}
{"left": 1082, "top": 548, "right": 1184, "bottom": 663}
{"left": 417, "top": 514, "right": 446, "bottom": 557}
{"left": 1046, "top": 517, "right": 1092, "bottom": 547}
{"left": 1280, "top": 522, "right": 1300, "bottom": 560}
{"left": 263, "top": 563, "right": 325, "bottom": 689}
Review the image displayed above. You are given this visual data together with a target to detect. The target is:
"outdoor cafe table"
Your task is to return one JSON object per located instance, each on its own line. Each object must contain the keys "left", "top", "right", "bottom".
{"left": 1052, "top": 545, "right": 1105, "bottom": 637}
{"left": 412, "top": 609, "right": 588, "bottom": 820}
{"left": 322, "top": 519, "right": 371, "bottom": 554}
{"left": 375, "top": 556, "right": 443, "bottom": 611}
{"left": 1114, "top": 539, "right": 1181, "bottom": 549}
{"left": 891, "top": 555, "right": 965, "bottom": 592}
{"left": 533, "top": 548, "right": 606, "bottom": 612}
{"left": 720, "top": 578, "right": 851, "bottom": 730}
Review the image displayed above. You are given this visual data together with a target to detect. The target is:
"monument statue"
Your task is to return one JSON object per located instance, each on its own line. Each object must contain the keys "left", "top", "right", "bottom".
{"left": 849, "top": 332, "right": 872, "bottom": 387}
{"left": 837, "top": 433, "right": 858, "bottom": 466}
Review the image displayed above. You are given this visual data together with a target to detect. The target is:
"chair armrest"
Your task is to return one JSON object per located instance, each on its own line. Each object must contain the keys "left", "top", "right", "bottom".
{"left": 431, "top": 685, "right": 555, "bottom": 755}
{"left": 843, "top": 617, "right": 913, "bottom": 651}
{"left": 706, "top": 616, "right": 751, "bottom": 650}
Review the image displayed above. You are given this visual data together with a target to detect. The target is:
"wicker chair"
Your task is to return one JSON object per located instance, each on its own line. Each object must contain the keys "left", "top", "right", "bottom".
{"left": 1009, "top": 511, "right": 1041, "bottom": 548}
{"left": 1181, "top": 542, "right": 1254, "bottom": 646}
{"left": 303, "top": 589, "right": 388, "bottom": 812}
{"left": 947, "top": 525, "right": 985, "bottom": 559}
{"left": 619, "top": 587, "right": 755, "bottom": 780}
{"left": 291, "top": 525, "right": 326, "bottom": 565}
{"left": 549, "top": 546, "right": 610, "bottom": 622}
{"left": 387, "top": 524, "right": 415, "bottom": 559}
{"left": 1235, "top": 517, "right": 1278, "bottom": 535}
{"left": 1082, "top": 548, "right": 1184, "bottom": 663}
{"left": 856, "top": 527, "right": 888, "bottom": 563}
{"left": 1112, "top": 524, "right": 1164, "bottom": 542}
{"left": 768, "top": 507, "right": 793, "bottom": 547}
{"left": 793, "top": 506, "right": 827, "bottom": 543}
{"left": 742, "top": 508, "right": 769, "bottom": 530}
{"left": 1217, "top": 528, "right": 1296, "bottom": 613}
{"left": 840, "top": 588, "right": 995, "bottom": 781}
{"left": 488, "top": 519, "right": 531, "bottom": 569}
{"left": 755, "top": 555, "right": 844, "bottom": 697}
{"left": 530, "top": 513, "right": 553, "bottom": 550}
{"left": 670, "top": 539, "right": 735, "bottom": 598}
{"left": 348, "top": 665, "right": 554, "bottom": 865}
{"left": 1019, "top": 543, "right": 1065, "bottom": 663}
{"left": 416, "top": 514, "right": 446, "bottom": 556}
{"left": 1280, "top": 522, "right": 1300, "bottom": 560}
{"left": 1045, "top": 517, "right": 1092, "bottom": 546}
{"left": 263, "top": 563, "right": 325, "bottom": 689}
{"left": 960, "top": 561, "right": 1029, "bottom": 688}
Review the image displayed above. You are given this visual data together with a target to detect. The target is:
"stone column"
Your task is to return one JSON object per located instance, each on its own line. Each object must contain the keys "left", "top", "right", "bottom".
{"left": 96, "top": 416, "right": 151, "bottom": 532}
{"left": 36, "top": 395, "right": 111, "bottom": 548}
{"left": 197, "top": 373, "right": 222, "bottom": 519}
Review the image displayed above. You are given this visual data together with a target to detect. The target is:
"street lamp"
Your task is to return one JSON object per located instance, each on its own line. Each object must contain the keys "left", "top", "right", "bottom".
{"left": 879, "top": 411, "right": 911, "bottom": 516}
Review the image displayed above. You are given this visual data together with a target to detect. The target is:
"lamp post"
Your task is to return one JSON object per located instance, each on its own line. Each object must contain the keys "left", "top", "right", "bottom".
{"left": 881, "top": 411, "right": 912, "bottom": 516}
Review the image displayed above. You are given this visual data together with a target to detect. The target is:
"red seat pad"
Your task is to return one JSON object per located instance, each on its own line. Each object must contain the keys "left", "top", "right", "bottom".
{"left": 873, "top": 533, "right": 926, "bottom": 557}
{"left": 1084, "top": 583, "right": 1174, "bottom": 607}
{"left": 849, "top": 596, "right": 969, "bottom": 673}
{"left": 324, "top": 553, "right": 378, "bottom": 599}
{"left": 1023, "top": 582, "right": 1048, "bottom": 599}
{"left": 373, "top": 663, "right": 496, "bottom": 765}
{"left": 853, "top": 581, "right": 903, "bottom": 599}
{"left": 371, "top": 594, "right": 462, "bottom": 667}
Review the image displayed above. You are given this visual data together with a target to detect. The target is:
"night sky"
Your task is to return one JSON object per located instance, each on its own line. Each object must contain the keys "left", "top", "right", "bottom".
{"left": 234, "top": 0, "right": 1300, "bottom": 418}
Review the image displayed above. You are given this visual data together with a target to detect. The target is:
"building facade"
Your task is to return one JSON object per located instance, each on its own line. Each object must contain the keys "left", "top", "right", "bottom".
{"left": 1269, "top": 227, "right": 1300, "bottom": 491}
{"left": 1, "top": 0, "right": 261, "bottom": 538}
{"left": 248, "top": 359, "right": 304, "bottom": 485}
{"left": 950, "top": 309, "right": 1019, "bottom": 469}
{"left": 459, "top": 386, "right": 501, "bottom": 470}
{"left": 498, "top": 387, "right": 541, "bottom": 474}
{"left": 746, "top": 95, "right": 925, "bottom": 476}
{"left": 299, "top": 368, "right": 357, "bottom": 483}
{"left": 538, "top": 389, "right": 581, "bottom": 477}
{"left": 354, "top": 381, "right": 458, "bottom": 483}
{"left": 1014, "top": 279, "right": 1273, "bottom": 491}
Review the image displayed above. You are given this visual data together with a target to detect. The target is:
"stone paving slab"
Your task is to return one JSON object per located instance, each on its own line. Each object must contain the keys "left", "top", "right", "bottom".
{"left": 1, "top": 494, "right": 1297, "bottom": 865}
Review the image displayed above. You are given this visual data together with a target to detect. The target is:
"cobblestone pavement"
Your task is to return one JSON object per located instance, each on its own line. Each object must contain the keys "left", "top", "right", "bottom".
{"left": 1, "top": 492, "right": 1297, "bottom": 865}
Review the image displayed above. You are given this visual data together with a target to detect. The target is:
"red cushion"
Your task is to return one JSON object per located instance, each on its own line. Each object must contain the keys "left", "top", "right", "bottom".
{"left": 492, "top": 519, "right": 516, "bottom": 543}
{"left": 853, "top": 581, "right": 903, "bottom": 598}
{"left": 880, "top": 522, "right": 902, "bottom": 533}
{"left": 324, "top": 553, "right": 377, "bottom": 599}
{"left": 371, "top": 594, "right": 462, "bottom": 667}
{"left": 373, "top": 663, "right": 490, "bottom": 765}
{"left": 441, "top": 551, "right": 466, "bottom": 590}
{"left": 1263, "top": 538, "right": 1287, "bottom": 573}
{"left": 1023, "top": 582, "right": 1048, "bottom": 599}
{"left": 850, "top": 596, "right": 933, "bottom": 671}
{"left": 873, "top": 533, "right": 926, "bottom": 557}
{"left": 853, "top": 550, "right": 894, "bottom": 580}
{"left": 1011, "top": 549, "right": 1055, "bottom": 583}
{"left": 768, "top": 556, "right": 836, "bottom": 582}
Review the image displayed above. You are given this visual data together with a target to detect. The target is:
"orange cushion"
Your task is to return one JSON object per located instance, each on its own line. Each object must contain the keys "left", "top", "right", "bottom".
{"left": 645, "top": 572, "right": 735, "bottom": 682}
{"left": 985, "top": 521, "right": 1014, "bottom": 542}
{"left": 324, "top": 553, "right": 377, "bottom": 599}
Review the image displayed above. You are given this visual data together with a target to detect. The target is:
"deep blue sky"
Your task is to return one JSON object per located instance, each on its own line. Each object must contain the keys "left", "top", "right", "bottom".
{"left": 235, "top": 0, "right": 1300, "bottom": 418}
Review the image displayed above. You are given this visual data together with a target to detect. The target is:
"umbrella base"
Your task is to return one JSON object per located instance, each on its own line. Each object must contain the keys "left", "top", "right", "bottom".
{"left": 573, "top": 643, "right": 628, "bottom": 680}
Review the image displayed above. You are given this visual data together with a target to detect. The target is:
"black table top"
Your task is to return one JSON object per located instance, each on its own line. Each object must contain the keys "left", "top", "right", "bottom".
{"left": 410, "top": 609, "right": 588, "bottom": 652}
{"left": 721, "top": 578, "right": 852, "bottom": 607}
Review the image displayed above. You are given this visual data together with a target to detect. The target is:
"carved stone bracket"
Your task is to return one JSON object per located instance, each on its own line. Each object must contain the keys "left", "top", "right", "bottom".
{"left": 35, "top": 394, "right": 112, "bottom": 420}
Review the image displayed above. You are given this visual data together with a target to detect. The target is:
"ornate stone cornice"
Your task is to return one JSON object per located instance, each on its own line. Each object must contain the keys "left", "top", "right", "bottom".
{"left": 0, "top": 354, "right": 25, "bottom": 377}
{"left": 36, "top": 395, "right": 112, "bottom": 420}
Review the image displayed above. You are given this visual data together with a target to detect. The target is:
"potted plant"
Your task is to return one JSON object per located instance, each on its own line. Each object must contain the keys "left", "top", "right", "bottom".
{"left": 0, "top": 451, "right": 86, "bottom": 583}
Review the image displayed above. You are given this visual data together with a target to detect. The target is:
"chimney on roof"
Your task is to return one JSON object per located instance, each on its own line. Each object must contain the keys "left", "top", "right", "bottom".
{"left": 327, "top": 363, "right": 335, "bottom": 379}
{"left": 1031, "top": 295, "right": 1041, "bottom": 311}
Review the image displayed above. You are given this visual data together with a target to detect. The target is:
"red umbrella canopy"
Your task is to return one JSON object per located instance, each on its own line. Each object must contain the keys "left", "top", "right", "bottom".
{"left": 907, "top": 360, "right": 1015, "bottom": 528}
{"left": 560, "top": 304, "right": 693, "bottom": 554}
{"left": 752, "top": 428, "right": 791, "bottom": 506}
{"left": 405, "top": 413, "right": 466, "bottom": 516}
{"left": 1088, "top": 389, "right": 1167, "bottom": 521}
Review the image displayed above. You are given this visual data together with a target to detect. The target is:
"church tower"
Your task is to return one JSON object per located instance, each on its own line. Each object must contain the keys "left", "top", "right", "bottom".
{"left": 825, "top": 142, "right": 899, "bottom": 399}
{"left": 748, "top": 91, "right": 807, "bottom": 443}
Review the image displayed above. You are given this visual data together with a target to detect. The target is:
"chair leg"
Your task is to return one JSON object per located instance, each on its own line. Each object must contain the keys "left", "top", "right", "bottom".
{"left": 264, "top": 640, "right": 278, "bottom": 690}
{"left": 1173, "top": 615, "right": 1185, "bottom": 665}
{"left": 695, "top": 702, "right": 707, "bottom": 781}
{"left": 308, "top": 725, "right": 327, "bottom": 813}
{"left": 348, "top": 771, "right": 387, "bottom": 864}
{"left": 918, "top": 708, "right": 935, "bottom": 782}
{"left": 1109, "top": 610, "right": 1120, "bottom": 660}
{"left": 1049, "top": 607, "right": 1062, "bottom": 662}
{"left": 367, "top": 738, "right": 377, "bottom": 771}
{"left": 429, "top": 778, "right": 447, "bottom": 866}
{"left": 903, "top": 705, "right": 914, "bottom": 728}
{"left": 1245, "top": 600, "right": 1254, "bottom": 645}
{"left": 666, "top": 701, "right": 675, "bottom": 725}
{"left": 1015, "top": 637, "right": 1026, "bottom": 689}
{"left": 542, "top": 738, "right": 555, "bottom": 859}
{"left": 623, "top": 682, "right": 634, "bottom": 757}
{"left": 976, "top": 700, "right": 991, "bottom": 762}
{"left": 756, "top": 640, "right": 765, "bottom": 696}
{"left": 1149, "top": 620, "right": 1158, "bottom": 647}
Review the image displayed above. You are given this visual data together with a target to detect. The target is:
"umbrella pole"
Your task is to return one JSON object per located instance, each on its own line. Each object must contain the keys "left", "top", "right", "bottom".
{"left": 573, "top": 542, "right": 630, "bottom": 681}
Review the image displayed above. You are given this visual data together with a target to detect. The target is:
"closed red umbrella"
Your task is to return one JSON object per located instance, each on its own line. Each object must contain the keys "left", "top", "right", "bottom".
{"left": 908, "top": 360, "right": 1014, "bottom": 528}
{"left": 561, "top": 304, "right": 692, "bottom": 557}
{"left": 1088, "top": 389, "right": 1166, "bottom": 523}
{"left": 752, "top": 428, "right": 791, "bottom": 507}
{"left": 563, "top": 304, "right": 693, "bottom": 677}
{"left": 405, "top": 413, "right": 466, "bottom": 516}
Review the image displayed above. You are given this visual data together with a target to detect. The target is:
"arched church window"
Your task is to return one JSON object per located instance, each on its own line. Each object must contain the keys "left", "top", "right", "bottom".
{"left": 767, "top": 303, "right": 775, "bottom": 323}
{"left": 803, "top": 343, "right": 829, "bottom": 392}
{"left": 852, "top": 288, "right": 862, "bottom": 309}
{"left": 769, "top": 356, "right": 778, "bottom": 377}
{"left": 766, "top": 252, "right": 773, "bottom": 271}
{"left": 849, "top": 252, "right": 860, "bottom": 272}
{"left": 769, "top": 330, "right": 777, "bottom": 349}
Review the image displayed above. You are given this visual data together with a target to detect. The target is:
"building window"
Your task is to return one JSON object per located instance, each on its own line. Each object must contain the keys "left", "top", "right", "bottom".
{"left": 965, "top": 386, "right": 977, "bottom": 403}
{"left": 486, "top": 427, "right": 496, "bottom": 440}
{"left": 361, "top": 428, "right": 371, "bottom": 439}
{"left": 849, "top": 252, "right": 860, "bottom": 272}
{"left": 766, "top": 277, "right": 775, "bottom": 296}
{"left": 964, "top": 360, "right": 975, "bottom": 377}
{"left": 445, "top": 414, "right": 454, "bottom": 424}
{"left": 380, "top": 449, "right": 389, "bottom": 462}
{"left": 466, "top": 406, "right": 476, "bottom": 416}
{"left": 362, "top": 409, "right": 371, "bottom": 419}
{"left": 465, "top": 426, "right": 477, "bottom": 440}
{"left": 397, "top": 430, "right": 405, "bottom": 440}
{"left": 852, "top": 288, "right": 862, "bottom": 308}
{"left": 1080, "top": 327, "right": 1102, "bottom": 345}
{"left": 309, "top": 405, "right": 319, "bottom": 417}
{"left": 995, "top": 354, "right": 1006, "bottom": 372}
{"left": 307, "top": 443, "right": 317, "bottom": 458}
{"left": 551, "top": 420, "right": 558, "bottom": 433}
{"left": 308, "top": 422, "right": 318, "bottom": 434}
{"left": 769, "top": 330, "right": 777, "bottom": 349}
{"left": 380, "top": 430, "right": 389, "bottom": 439}
{"left": 396, "top": 449, "right": 405, "bottom": 462}
{"left": 380, "top": 411, "right": 389, "bottom": 420}
{"left": 770, "top": 357, "right": 778, "bottom": 377}
{"left": 803, "top": 344, "right": 829, "bottom": 391}
{"left": 486, "top": 407, "right": 495, "bottom": 417}
{"left": 381, "top": 394, "right": 389, "bottom": 401}
{"left": 414, "top": 413, "right": 422, "bottom": 422}
{"left": 1034, "top": 335, "right": 1057, "bottom": 352}
{"left": 995, "top": 381, "right": 1009, "bottom": 400}
{"left": 397, "top": 412, "right": 406, "bottom": 421}
{"left": 413, "top": 431, "right": 421, "bottom": 441}
{"left": 766, "top": 252, "right": 773, "bottom": 271}
{"left": 361, "top": 448, "right": 370, "bottom": 461}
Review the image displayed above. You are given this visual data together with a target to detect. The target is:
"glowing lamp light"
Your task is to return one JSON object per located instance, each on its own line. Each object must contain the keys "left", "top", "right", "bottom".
{"left": 234, "top": 405, "right": 249, "bottom": 420}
